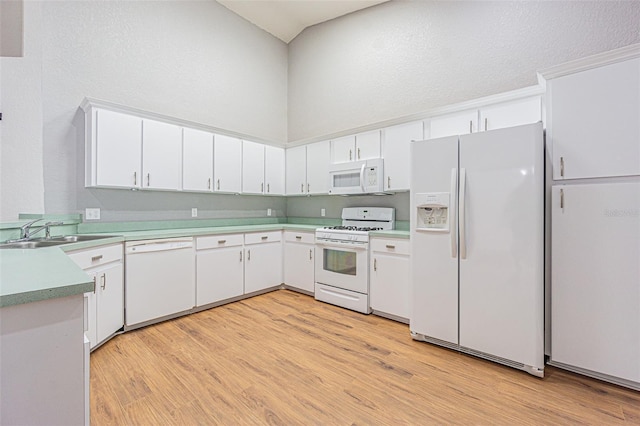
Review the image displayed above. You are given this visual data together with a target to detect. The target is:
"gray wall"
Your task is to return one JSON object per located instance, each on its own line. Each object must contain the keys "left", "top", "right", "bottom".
{"left": 287, "top": 1, "right": 640, "bottom": 142}
{"left": 286, "top": 192, "right": 410, "bottom": 222}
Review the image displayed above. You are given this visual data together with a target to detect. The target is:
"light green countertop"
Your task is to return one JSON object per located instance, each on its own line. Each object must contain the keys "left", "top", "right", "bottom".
{"left": 0, "top": 221, "right": 408, "bottom": 308}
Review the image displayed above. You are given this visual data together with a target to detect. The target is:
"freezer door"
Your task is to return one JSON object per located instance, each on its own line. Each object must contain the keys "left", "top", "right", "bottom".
{"left": 410, "top": 136, "right": 459, "bottom": 345}
{"left": 458, "top": 122, "right": 544, "bottom": 369}
{"left": 551, "top": 182, "right": 640, "bottom": 383}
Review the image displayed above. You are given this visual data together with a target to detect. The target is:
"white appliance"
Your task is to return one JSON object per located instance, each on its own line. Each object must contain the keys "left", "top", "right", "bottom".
{"left": 125, "top": 237, "right": 195, "bottom": 328}
{"left": 410, "top": 122, "right": 545, "bottom": 377}
{"left": 328, "top": 158, "right": 385, "bottom": 195}
{"left": 315, "top": 207, "right": 395, "bottom": 313}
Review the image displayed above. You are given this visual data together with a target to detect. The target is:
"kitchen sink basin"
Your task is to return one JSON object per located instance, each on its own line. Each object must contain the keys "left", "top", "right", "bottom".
{"left": 0, "top": 235, "right": 117, "bottom": 249}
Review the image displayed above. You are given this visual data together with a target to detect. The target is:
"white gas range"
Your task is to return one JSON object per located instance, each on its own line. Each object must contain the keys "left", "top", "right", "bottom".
{"left": 314, "top": 207, "right": 395, "bottom": 314}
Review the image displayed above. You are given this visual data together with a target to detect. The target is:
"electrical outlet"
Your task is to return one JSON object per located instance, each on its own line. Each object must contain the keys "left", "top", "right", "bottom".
{"left": 191, "top": 208, "right": 198, "bottom": 217}
{"left": 267, "top": 208, "right": 272, "bottom": 216}
{"left": 85, "top": 208, "right": 100, "bottom": 220}
{"left": 321, "top": 208, "right": 326, "bottom": 217}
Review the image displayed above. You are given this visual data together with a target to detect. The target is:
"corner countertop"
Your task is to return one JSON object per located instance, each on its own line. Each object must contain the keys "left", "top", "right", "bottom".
{"left": 0, "top": 222, "right": 409, "bottom": 308}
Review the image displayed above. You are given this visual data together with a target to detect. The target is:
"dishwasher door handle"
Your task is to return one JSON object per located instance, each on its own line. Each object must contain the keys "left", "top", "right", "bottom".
{"left": 126, "top": 241, "right": 193, "bottom": 254}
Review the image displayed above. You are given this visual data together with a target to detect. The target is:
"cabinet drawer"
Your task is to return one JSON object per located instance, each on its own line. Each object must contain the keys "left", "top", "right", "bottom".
{"left": 370, "top": 238, "right": 410, "bottom": 256}
{"left": 67, "top": 243, "right": 123, "bottom": 269}
{"left": 284, "top": 231, "right": 315, "bottom": 244}
{"left": 245, "top": 231, "right": 282, "bottom": 245}
{"left": 196, "top": 234, "right": 243, "bottom": 250}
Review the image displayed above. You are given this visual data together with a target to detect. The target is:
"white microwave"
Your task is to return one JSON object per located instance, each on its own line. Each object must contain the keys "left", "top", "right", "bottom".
{"left": 328, "top": 158, "right": 385, "bottom": 195}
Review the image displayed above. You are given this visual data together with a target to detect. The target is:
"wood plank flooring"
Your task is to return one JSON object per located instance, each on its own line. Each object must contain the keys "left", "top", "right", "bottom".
{"left": 91, "top": 290, "right": 640, "bottom": 425}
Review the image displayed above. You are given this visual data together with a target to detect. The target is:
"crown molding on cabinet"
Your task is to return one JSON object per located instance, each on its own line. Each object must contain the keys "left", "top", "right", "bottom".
{"left": 538, "top": 43, "right": 640, "bottom": 81}
{"left": 80, "top": 97, "right": 286, "bottom": 148}
{"left": 286, "top": 84, "right": 544, "bottom": 147}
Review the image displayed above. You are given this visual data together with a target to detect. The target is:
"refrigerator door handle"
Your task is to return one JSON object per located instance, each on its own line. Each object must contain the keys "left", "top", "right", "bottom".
{"left": 450, "top": 167, "right": 458, "bottom": 258}
{"left": 459, "top": 168, "right": 467, "bottom": 260}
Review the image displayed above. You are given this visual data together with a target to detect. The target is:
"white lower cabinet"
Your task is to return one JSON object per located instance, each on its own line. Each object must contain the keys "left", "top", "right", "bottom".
{"left": 244, "top": 231, "right": 283, "bottom": 294}
{"left": 196, "top": 234, "right": 245, "bottom": 306}
{"left": 67, "top": 244, "right": 124, "bottom": 349}
{"left": 370, "top": 237, "right": 410, "bottom": 321}
{"left": 283, "top": 231, "right": 315, "bottom": 293}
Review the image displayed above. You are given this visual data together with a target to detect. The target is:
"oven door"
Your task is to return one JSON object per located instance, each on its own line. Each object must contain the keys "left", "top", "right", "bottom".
{"left": 315, "top": 240, "right": 369, "bottom": 294}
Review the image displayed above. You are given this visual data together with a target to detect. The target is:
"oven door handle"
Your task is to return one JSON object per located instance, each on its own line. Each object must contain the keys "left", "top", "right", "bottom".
{"left": 315, "top": 241, "right": 368, "bottom": 251}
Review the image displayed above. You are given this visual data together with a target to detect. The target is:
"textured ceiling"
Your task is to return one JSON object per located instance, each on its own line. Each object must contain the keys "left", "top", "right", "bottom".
{"left": 216, "top": 0, "right": 389, "bottom": 43}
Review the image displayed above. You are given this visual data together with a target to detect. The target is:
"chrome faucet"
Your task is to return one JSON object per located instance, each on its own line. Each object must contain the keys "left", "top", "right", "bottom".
{"left": 18, "top": 219, "right": 64, "bottom": 240}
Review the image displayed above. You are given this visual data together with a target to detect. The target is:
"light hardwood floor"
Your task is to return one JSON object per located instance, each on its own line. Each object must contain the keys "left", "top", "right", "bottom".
{"left": 91, "top": 289, "right": 640, "bottom": 425}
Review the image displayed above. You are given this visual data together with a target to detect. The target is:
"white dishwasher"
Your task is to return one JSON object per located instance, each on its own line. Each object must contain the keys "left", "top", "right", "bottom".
{"left": 125, "top": 237, "right": 195, "bottom": 328}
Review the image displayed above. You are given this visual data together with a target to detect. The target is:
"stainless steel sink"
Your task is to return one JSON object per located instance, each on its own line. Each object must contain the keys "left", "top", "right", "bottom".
{"left": 0, "top": 235, "right": 117, "bottom": 249}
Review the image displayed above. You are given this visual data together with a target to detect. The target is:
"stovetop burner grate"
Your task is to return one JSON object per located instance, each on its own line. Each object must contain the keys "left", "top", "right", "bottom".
{"left": 323, "top": 226, "right": 384, "bottom": 232}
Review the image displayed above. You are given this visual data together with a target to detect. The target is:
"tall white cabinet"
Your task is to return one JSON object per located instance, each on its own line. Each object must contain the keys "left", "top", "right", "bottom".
{"left": 183, "top": 128, "right": 214, "bottom": 192}
{"left": 382, "top": 121, "right": 423, "bottom": 192}
{"left": 544, "top": 45, "right": 640, "bottom": 390}
{"left": 142, "top": 119, "right": 182, "bottom": 191}
{"left": 214, "top": 134, "right": 242, "bottom": 193}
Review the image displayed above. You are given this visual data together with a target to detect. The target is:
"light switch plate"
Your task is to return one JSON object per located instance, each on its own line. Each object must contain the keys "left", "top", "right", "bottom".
{"left": 267, "top": 208, "right": 272, "bottom": 216}
{"left": 85, "top": 208, "right": 100, "bottom": 220}
{"left": 321, "top": 208, "right": 326, "bottom": 217}
{"left": 191, "top": 208, "right": 198, "bottom": 217}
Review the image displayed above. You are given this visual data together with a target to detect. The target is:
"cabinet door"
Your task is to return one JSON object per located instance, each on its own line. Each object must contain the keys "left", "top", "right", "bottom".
{"left": 551, "top": 183, "right": 640, "bottom": 382}
{"left": 196, "top": 247, "right": 244, "bottom": 306}
{"left": 242, "top": 140, "right": 265, "bottom": 194}
{"left": 382, "top": 121, "right": 423, "bottom": 191}
{"left": 285, "top": 145, "right": 306, "bottom": 195}
{"left": 95, "top": 262, "right": 124, "bottom": 345}
{"left": 142, "top": 119, "right": 182, "bottom": 190}
{"left": 306, "top": 140, "right": 330, "bottom": 194}
{"left": 183, "top": 128, "right": 213, "bottom": 192}
{"left": 265, "top": 145, "right": 285, "bottom": 195}
{"left": 355, "top": 130, "right": 381, "bottom": 160}
{"left": 95, "top": 109, "right": 142, "bottom": 188}
{"left": 214, "top": 134, "right": 242, "bottom": 193}
{"left": 331, "top": 135, "right": 356, "bottom": 163}
{"left": 549, "top": 58, "right": 640, "bottom": 180}
{"left": 370, "top": 252, "right": 410, "bottom": 319}
{"left": 428, "top": 110, "right": 478, "bottom": 139}
{"left": 284, "top": 243, "right": 314, "bottom": 293}
{"left": 479, "top": 96, "right": 541, "bottom": 132}
{"left": 244, "top": 243, "right": 282, "bottom": 294}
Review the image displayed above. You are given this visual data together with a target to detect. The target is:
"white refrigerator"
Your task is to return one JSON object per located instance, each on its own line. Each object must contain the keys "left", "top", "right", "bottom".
{"left": 410, "top": 122, "right": 545, "bottom": 377}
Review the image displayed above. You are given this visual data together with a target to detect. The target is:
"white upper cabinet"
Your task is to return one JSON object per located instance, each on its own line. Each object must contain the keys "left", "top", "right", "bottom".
{"left": 306, "top": 140, "right": 331, "bottom": 194}
{"left": 479, "top": 96, "right": 541, "bottom": 132}
{"left": 93, "top": 109, "right": 142, "bottom": 188}
{"left": 285, "top": 145, "right": 307, "bottom": 195}
{"left": 265, "top": 145, "right": 285, "bottom": 195}
{"left": 548, "top": 57, "right": 640, "bottom": 180}
{"left": 182, "top": 128, "right": 214, "bottom": 192}
{"left": 242, "top": 140, "right": 265, "bottom": 195}
{"left": 382, "top": 121, "right": 423, "bottom": 192}
{"left": 429, "top": 110, "right": 478, "bottom": 139}
{"left": 142, "top": 119, "right": 182, "bottom": 191}
{"left": 214, "top": 134, "right": 242, "bottom": 193}
{"left": 331, "top": 131, "right": 381, "bottom": 163}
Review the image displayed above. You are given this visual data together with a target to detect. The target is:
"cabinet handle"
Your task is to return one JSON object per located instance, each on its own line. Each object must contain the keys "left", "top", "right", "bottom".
{"left": 560, "top": 188, "right": 565, "bottom": 211}
{"left": 247, "top": 249, "right": 251, "bottom": 261}
{"left": 208, "top": 178, "right": 211, "bottom": 190}
{"left": 239, "top": 250, "right": 242, "bottom": 262}
{"left": 385, "top": 244, "right": 396, "bottom": 249}
{"left": 560, "top": 157, "right": 565, "bottom": 178}
{"left": 147, "top": 173, "right": 150, "bottom": 186}
{"left": 374, "top": 258, "right": 377, "bottom": 271}
{"left": 307, "top": 183, "right": 310, "bottom": 193}
{"left": 133, "top": 171, "right": 137, "bottom": 186}
{"left": 349, "top": 149, "right": 352, "bottom": 161}
{"left": 217, "top": 179, "right": 220, "bottom": 190}
{"left": 484, "top": 117, "right": 488, "bottom": 131}
{"left": 309, "top": 249, "right": 312, "bottom": 260}
{"left": 100, "top": 273, "right": 106, "bottom": 290}
{"left": 91, "top": 255, "right": 103, "bottom": 262}
{"left": 357, "top": 147, "right": 361, "bottom": 159}
{"left": 301, "top": 183, "right": 304, "bottom": 193}
{"left": 261, "top": 236, "right": 268, "bottom": 240}
{"left": 295, "top": 235, "right": 302, "bottom": 240}
{"left": 387, "top": 176, "right": 391, "bottom": 189}
{"left": 92, "top": 275, "right": 97, "bottom": 294}
{"left": 469, "top": 120, "right": 473, "bottom": 133}
{"left": 218, "top": 239, "right": 226, "bottom": 244}
{"left": 261, "top": 182, "right": 264, "bottom": 193}
{"left": 267, "top": 183, "right": 270, "bottom": 193}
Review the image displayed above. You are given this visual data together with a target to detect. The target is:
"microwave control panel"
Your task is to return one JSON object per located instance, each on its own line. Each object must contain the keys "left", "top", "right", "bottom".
{"left": 367, "top": 167, "right": 378, "bottom": 186}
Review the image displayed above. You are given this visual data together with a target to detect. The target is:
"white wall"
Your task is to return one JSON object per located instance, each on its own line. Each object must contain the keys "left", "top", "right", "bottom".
{"left": 1, "top": 1, "right": 288, "bottom": 221}
{"left": 288, "top": 1, "right": 640, "bottom": 142}
{"left": 0, "top": 0, "right": 44, "bottom": 221}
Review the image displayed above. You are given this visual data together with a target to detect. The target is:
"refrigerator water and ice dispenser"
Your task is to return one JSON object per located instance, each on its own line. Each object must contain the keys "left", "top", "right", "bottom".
{"left": 415, "top": 192, "right": 451, "bottom": 232}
